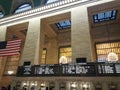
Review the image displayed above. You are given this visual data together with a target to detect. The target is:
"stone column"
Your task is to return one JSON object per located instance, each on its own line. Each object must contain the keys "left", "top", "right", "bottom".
{"left": 20, "top": 18, "right": 41, "bottom": 65}
{"left": 36, "top": 81, "right": 40, "bottom": 90}
{"left": 0, "top": 26, "right": 7, "bottom": 82}
{"left": 0, "top": 26, "right": 7, "bottom": 40}
{"left": 90, "top": 82, "right": 94, "bottom": 90}
{"left": 66, "top": 81, "right": 70, "bottom": 90}
{"left": 71, "top": 6, "right": 92, "bottom": 62}
{"left": 55, "top": 81, "right": 59, "bottom": 90}
{"left": 102, "top": 82, "right": 108, "bottom": 90}
{"left": 78, "top": 81, "right": 82, "bottom": 90}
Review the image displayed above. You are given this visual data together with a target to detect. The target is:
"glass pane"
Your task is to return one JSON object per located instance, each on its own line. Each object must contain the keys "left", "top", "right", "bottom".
{"left": 46, "top": 0, "right": 59, "bottom": 4}
{"left": 4, "top": 55, "right": 20, "bottom": 75}
{"left": 96, "top": 42, "right": 120, "bottom": 62}
{"left": 15, "top": 4, "right": 32, "bottom": 13}
{"left": 59, "top": 46, "right": 72, "bottom": 64}
{"left": 56, "top": 20, "right": 71, "bottom": 30}
{"left": 41, "top": 49, "right": 47, "bottom": 64}
{"left": 0, "top": 11, "right": 4, "bottom": 18}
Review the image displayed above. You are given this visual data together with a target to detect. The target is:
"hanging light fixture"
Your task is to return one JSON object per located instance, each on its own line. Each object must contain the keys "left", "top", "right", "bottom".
{"left": 59, "top": 56, "right": 68, "bottom": 64}
{"left": 106, "top": 23, "right": 118, "bottom": 62}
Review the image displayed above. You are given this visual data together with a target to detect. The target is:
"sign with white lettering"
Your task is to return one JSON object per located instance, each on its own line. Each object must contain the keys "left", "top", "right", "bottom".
{"left": 23, "top": 66, "right": 32, "bottom": 76}
{"left": 62, "top": 64, "right": 95, "bottom": 76}
{"left": 97, "top": 63, "right": 120, "bottom": 76}
{"left": 17, "top": 63, "right": 120, "bottom": 77}
{"left": 115, "top": 64, "right": 120, "bottom": 74}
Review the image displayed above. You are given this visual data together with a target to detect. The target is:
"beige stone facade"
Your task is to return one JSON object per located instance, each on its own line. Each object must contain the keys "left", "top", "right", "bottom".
{"left": 0, "top": 0, "right": 120, "bottom": 90}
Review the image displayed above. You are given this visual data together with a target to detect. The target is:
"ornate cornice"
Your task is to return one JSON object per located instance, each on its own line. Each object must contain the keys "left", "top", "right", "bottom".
{"left": 0, "top": 0, "right": 114, "bottom": 26}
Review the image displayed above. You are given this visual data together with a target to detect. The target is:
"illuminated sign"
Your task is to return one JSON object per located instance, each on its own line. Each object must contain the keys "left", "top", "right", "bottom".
{"left": 93, "top": 10, "right": 117, "bottom": 23}
{"left": 62, "top": 64, "right": 95, "bottom": 76}
{"left": 17, "top": 63, "right": 120, "bottom": 77}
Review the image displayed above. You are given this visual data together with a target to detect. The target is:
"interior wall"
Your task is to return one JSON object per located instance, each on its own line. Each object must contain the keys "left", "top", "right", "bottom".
{"left": 46, "top": 37, "right": 58, "bottom": 64}
{"left": 58, "top": 31, "right": 71, "bottom": 46}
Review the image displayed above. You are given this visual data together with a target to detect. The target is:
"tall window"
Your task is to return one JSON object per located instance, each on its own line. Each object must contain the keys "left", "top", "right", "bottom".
{"left": 59, "top": 46, "right": 72, "bottom": 64}
{"left": 14, "top": 3, "right": 32, "bottom": 14}
{"left": 4, "top": 55, "right": 20, "bottom": 75}
{"left": 96, "top": 42, "right": 120, "bottom": 62}
{"left": 0, "top": 11, "right": 4, "bottom": 18}
{"left": 41, "top": 49, "right": 47, "bottom": 64}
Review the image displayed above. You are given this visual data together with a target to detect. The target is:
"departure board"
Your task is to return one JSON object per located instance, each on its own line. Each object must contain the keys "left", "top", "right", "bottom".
{"left": 115, "top": 64, "right": 120, "bottom": 74}
{"left": 61, "top": 64, "right": 96, "bottom": 76}
{"left": 23, "top": 66, "right": 32, "bottom": 76}
{"left": 97, "top": 63, "right": 120, "bottom": 76}
{"left": 17, "top": 63, "right": 120, "bottom": 77}
{"left": 33, "top": 64, "right": 59, "bottom": 76}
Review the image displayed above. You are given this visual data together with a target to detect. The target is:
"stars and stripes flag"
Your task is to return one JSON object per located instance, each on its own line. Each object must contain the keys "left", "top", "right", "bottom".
{"left": 0, "top": 39, "right": 22, "bottom": 56}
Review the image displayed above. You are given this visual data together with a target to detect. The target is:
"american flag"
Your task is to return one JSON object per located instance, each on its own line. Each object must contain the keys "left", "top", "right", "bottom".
{"left": 0, "top": 39, "right": 21, "bottom": 56}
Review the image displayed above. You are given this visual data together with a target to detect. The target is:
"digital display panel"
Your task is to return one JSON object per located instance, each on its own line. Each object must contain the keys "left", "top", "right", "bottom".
{"left": 23, "top": 66, "right": 32, "bottom": 76}
{"left": 62, "top": 64, "right": 95, "bottom": 76}
{"left": 93, "top": 10, "right": 117, "bottom": 23}
{"left": 33, "top": 64, "right": 59, "bottom": 76}
{"left": 115, "top": 64, "right": 120, "bottom": 74}
{"left": 17, "top": 63, "right": 120, "bottom": 77}
{"left": 97, "top": 64, "right": 114, "bottom": 75}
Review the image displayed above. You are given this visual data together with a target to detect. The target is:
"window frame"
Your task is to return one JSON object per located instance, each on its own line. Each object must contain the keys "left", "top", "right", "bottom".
{"left": 56, "top": 20, "right": 71, "bottom": 30}
{"left": 14, "top": 3, "right": 32, "bottom": 14}
{"left": 59, "top": 46, "right": 72, "bottom": 64}
{"left": 0, "top": 11, "right": 4, "bottom": 18}
{"left": 95, "top": 40, "right": 120, "bottom": 62}
{"left": 45, "top": 0, "right": 59, "bottom": 4}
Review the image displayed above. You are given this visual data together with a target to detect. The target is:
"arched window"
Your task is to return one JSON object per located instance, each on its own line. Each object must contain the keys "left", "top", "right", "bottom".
{"left": 46, "top": 0, "right": 59, "bottom": 4}
{"left": 0, "top": 11, "right": 4, "bottom": 18}
{"left": 14, "top": 3, "right": 32, "bottom": 14}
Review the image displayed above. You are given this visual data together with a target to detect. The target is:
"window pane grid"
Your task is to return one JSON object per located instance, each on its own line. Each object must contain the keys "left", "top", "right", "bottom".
{"left": 96, "top": 42, "right": 120, "bottom": 62}
{"left": 4, "top": 55, "right": 20, "bottom": 75}
{"left": 59, "top": 47, "right": 72, "bottom": 58}
{"left": 41, "top": 49, "right": 47, "bottom": 64}
{"left": 15, "top": 4, "right": 32, "bottom": 13}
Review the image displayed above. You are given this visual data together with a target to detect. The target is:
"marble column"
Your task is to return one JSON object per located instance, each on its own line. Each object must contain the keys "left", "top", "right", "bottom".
{"left": 20, "top": 18, "right": 41, "bottom": 65}
{"left": 71, "top": 6, "right": 92, "bottom": 62}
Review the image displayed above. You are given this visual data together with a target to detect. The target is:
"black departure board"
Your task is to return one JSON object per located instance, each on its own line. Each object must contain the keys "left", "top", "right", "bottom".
{"left": 115, "top": 64, "right": 120, "bottom": 74}
{"left": 22, "top": 66, "right": 32, "bottom": 76}
{"left": 33, "top": 64, "right": 59, "bottom": 76}
{"left": 61, "top": 64, "right": 95, "bottom": 76}
{"left": 17, "top": 63, "right": 120, "bottom": 77}
{"left": 97, "top": 63, "right": 120, "bottom": 76}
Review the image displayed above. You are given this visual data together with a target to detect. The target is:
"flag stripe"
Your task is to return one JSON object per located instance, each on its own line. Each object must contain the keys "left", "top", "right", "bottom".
{"left": 0, "top": 52, "right": 20, "bottom": 56}
{"left": 0, "top": 39, "right": 21, "bottom": 56}
{"left": 0, "top": 49, "right": 20, "bottom": 54}
{"left": 0, "top": 47, "right": 20, "bottom": 51}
